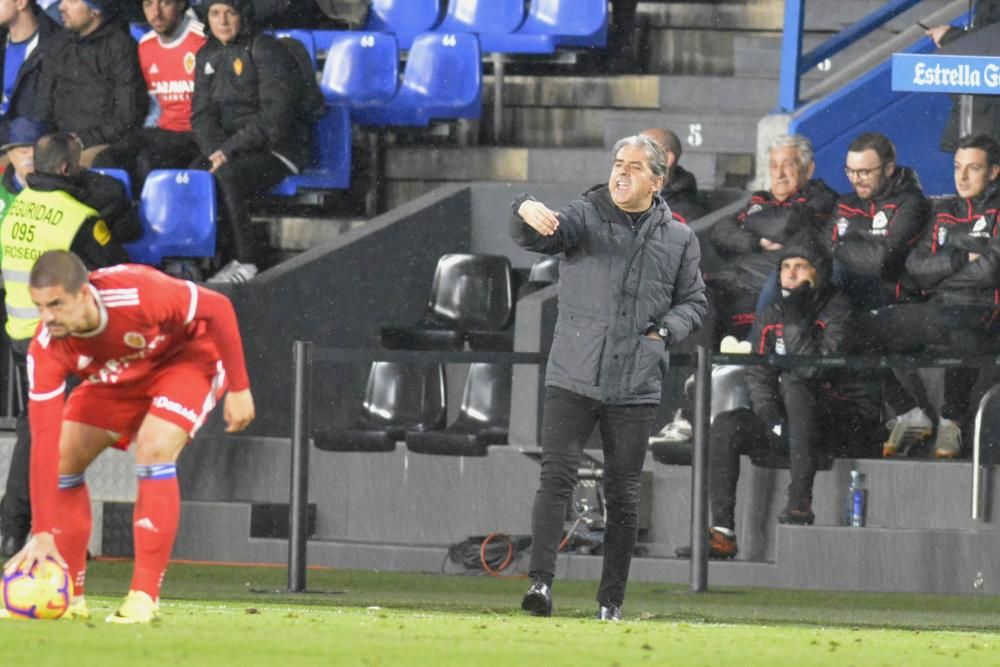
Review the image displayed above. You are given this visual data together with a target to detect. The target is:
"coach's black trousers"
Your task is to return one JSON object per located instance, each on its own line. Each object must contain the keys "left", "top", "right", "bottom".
{"left": 528, "top": 386, "right": 655, "bottom": 607}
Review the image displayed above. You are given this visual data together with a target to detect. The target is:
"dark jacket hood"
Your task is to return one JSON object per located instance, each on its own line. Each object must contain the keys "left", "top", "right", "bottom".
{"left": 777, "top": 230, "right": 834, "bottom": 289}
{"left": 663, "top": 164, "right": 698, "bottom": 198}
{"left": 204, "top": 0, "right": 256, "bottom": 36}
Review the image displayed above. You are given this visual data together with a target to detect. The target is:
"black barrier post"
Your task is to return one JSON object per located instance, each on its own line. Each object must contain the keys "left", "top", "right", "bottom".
{"left": 689, "top": 344, "right": 711, "bottom": 592}
{"left": 288, "top": 341, "right": 312, "bottom": 593}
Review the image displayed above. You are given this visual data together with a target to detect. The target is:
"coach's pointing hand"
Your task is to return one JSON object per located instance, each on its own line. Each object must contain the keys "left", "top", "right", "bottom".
{"left": 224, "top": 388, "right": 255, "bottom": 433}
{"left": 518, "top": 200, "right": 561, "bottom": 236}
{"left": 4, "top": 531, "right": 66, "bottom": 575}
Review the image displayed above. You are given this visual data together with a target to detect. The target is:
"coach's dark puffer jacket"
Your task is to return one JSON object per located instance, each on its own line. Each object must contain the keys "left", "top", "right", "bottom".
{"left": 510, "top": 185, "right": 707, "bottom": 404}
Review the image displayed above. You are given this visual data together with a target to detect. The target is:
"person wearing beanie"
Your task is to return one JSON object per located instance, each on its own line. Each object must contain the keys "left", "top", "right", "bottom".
{"left": 676, "top": 231, "right": 881, "bottom": 560}
{"left": 34, "top": 0, "right": 147, "bottom": 167}
{"left": 190, "top": 0, "right": 310, "bottom": 283}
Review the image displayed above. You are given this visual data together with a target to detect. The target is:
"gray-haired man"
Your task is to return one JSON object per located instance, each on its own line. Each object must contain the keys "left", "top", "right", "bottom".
{"left": 510, "top": 135, "right": 707, "bottom": 620}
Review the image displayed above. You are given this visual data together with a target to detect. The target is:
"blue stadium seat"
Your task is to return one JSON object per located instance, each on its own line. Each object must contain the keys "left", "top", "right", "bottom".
{"left": 129, "top": 23, "right": 148, "bottom": 43}
{"left": 352, "top": 32, "right": 482, "bottom": 127}
{"left": 125, "top": 169, "right": 217, "bottom": 263}
{"left": 270, "top": 29, "right": 317, "bottom": 68}
{"left": 271, "top": 105, "right": 351, "bottom": 196}
{"left": 362, "top": 0, "right": 442, "bottom": 49}
{"left": 320, "top": 32, "right": 398, "bottom": 107}
{"left": 434, "top": 0, "right": 524, "bottom": 36}
{"left": 91, "top": 168, "right": 133, "bottom": 200}
{"left": 479, "top": 0, "right": 608, "bottom": 54}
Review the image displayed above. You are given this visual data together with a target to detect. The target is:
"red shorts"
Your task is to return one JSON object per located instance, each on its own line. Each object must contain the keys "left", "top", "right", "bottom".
{"left": 63, "top": 349, "right": 228, "bottom": 450}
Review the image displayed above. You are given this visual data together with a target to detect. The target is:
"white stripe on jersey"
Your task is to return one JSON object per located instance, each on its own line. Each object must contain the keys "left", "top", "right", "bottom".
{"left": 30, "top": 383, "right": 66, "bottom": 402}
{"left": 99, "top": 288, "right": 140, "bottom": 308}
{"left": 37, "top": 327, "right": 52, "bottom": 348}
{"left": 185, "top": 281, "right": 198, "bottom": 324}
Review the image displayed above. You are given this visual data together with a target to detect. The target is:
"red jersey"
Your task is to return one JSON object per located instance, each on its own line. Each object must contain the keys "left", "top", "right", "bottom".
{"left": 138, "top": 16, "right": 207, "bottom": 133}
{"left": 27, "top": 264, "right": 250, "bottom": 533}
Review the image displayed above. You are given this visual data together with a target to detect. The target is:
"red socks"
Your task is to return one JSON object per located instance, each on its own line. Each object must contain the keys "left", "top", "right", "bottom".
{"left": 54, "top": 478, "right": 91, "bottom": 596}
{"left": 130, "top": 466, "right": 180, "bottom": 601}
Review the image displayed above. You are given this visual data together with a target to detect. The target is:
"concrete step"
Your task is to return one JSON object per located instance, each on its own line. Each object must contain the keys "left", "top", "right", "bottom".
{"left": 604, "top": 109, "right": 760, "bottom": 153}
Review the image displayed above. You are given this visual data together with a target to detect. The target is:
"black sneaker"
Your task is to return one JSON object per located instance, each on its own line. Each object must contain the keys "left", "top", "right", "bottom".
{"left": 596, "top": 605, "right": 622, "bottom": 621}
{"left": 521, "top": 580, "right": 552, "bottom": 617}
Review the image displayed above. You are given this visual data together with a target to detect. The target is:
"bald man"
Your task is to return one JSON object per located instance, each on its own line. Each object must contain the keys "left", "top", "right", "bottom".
{"left": 641, "top": 128, "right": 707, "bottom": 224}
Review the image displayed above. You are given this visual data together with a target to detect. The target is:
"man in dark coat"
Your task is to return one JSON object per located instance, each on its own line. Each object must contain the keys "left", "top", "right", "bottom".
{"left": 0, "top": 0, "right": 58, "bottom": 150}
{"left": 679, "top": 233, "right": 881, "bottom": 558}
{"left": 34, "top": 0, "right": 147, "bottom": 166}
{"left": 511, "top": 134, "right": 706, "bottom": 620}
{"left": 642, "top": 127, "right": 707, "bottom": 224}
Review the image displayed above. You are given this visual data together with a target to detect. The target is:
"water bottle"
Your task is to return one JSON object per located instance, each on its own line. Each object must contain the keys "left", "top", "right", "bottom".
{"left": 846, "top": 469, "right": 866, "bottom": 527}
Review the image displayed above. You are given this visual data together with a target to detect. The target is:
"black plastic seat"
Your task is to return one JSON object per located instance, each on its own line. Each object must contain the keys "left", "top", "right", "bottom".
{"left": 313, "top": 362, "right": 446, "bottom": 452}
{"left": 528, "top": 256, "right": 559, "bottom": 285}
{"left": 406, "top": 363, "right": 512, "bottom": 456}
{"left": 380, "top": 254, "right": 514, "bottom": 351}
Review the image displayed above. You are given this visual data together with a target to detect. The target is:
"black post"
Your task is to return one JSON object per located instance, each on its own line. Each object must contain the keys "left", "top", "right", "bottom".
{"left": 288, "top": 341, "right": 312, "bottom": 593}
{"left": 689, "top": 345, "right": 711, "bottom": 592}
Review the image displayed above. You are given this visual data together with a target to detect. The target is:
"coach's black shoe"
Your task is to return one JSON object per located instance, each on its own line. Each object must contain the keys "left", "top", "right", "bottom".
{"left": 0, "top": 533, "right": 24, "bottom": 558}
{"left": 777, "top": 499, "right": 815, "bottom": 525}
{"left": 596, "top": 605, "right": 622, "bottom": 621}
{"left": 521, "top": 580, "right": 552, "bottom": 617}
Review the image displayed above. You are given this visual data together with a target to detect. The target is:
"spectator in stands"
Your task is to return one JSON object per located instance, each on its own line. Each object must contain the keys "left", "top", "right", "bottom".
{"left": 866, "top": 135, "right": 1000, "bottom": 459}
{"left": 512, "top": 135, "right": 706, "bottom": 621}
{"left": 677, "top": 235, "right": 881, "bottom": 558}
{"left": 0, "top": 131, "right": 138, "bottom": 558}
{"left": 0, "top": 116, "right": 43, "bottom": 558}
{"left": 0, "top": 0, "right": 58, "bottom": 152}
{"left": 100, "top": 0, "right": 206, "bottom": 187}
{"left": 831, "top": 132, "right": 935, "bottom": 457}
{"left": 641, "top": 127, "right": 707, "bottom": 224}
{"left": 708, "top": 134, "right": 836, "bottom": 340}
{"left": 34, "top": 0, "right": 147, "bottom": 167}
{"left": 191, "top": 0, "right": 309, "bottom": 283}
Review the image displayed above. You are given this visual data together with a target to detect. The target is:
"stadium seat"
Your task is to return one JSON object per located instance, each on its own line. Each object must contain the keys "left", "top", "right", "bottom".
{"left": 271, "top": 105, "right": 351, "bottom": 196}
{"left": 125, "top": 169, "right": 216, "bottom": 264}
{"left": 406, "top": 363, "right": 512, "bottom": 456}
{"left": 527, "top": 256, "right": 559, "bottom": 285}
{"left": 362, "top": 0, "right": 442, "bottom": 49}
{"left": 478, "top": 0, "right": 608, "bottom": 54}
{"left": 434, "top": 0, "right": 524, "bottom": 36}
{"left": 352, "top": 32, "right": 482, "bottom": 127}
{"left": 380, "top": 254, "right": 513, "bottom": 351}
{"left": 270, "top": 29, "right": 317, "bottom": 68}
{"left": 91, "top": 168, "right": 133, "bottom": 199}
{"left": 129, "top": 23, "right": 147, "bottom": 43}
{"left": 320, "top": 31, "right": 399, "bottom": 107}
{"left": 312, "top": 362, "right": 446, "bottom": 452}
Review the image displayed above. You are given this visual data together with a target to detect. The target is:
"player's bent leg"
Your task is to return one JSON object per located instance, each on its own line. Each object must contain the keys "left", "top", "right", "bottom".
{"left": 57, "top": 421, "right": 116, "bottom": 604}
{"left": 108, "top": 414, "right": 189, "bottom": 624}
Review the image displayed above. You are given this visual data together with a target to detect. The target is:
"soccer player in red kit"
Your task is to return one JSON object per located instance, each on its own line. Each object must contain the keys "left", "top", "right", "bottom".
{"left": 3, "top": 250, "right": 254, "bottom": 623}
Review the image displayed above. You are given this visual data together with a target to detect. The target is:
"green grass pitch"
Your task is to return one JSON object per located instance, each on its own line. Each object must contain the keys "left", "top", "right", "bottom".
{"left": 2, "top": 560, "right": 999, "bottom": 666}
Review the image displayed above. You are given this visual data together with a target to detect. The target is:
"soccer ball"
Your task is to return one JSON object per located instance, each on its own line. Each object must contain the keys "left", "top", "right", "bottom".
{"left": 2, "top": 558, "right": 73, "bottom": 620}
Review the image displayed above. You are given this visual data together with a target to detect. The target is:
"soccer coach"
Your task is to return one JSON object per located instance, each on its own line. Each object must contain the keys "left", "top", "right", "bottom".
{"left": 511, "top": 134, "right": 707, "bottom": 620}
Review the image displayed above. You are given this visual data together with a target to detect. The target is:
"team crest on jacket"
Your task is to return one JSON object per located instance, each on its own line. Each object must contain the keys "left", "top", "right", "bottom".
{"left": 937, "top": 226, "right": 948, "bottom": 246}
{"left": 233, "top": 57, "right": 243, "bottom": 76}
{"left": 775, "top": 337, "right": 786, "bottom": 355}
{"left": 970, "top": 215, "right": 990, "bottom": 238}
{"left": 872, "top": 211, "right": 888, "bottom": 231}
{"left": 124, "top": 332, "right": 146, "bottom": 349}
{"left": 184, "top": 52, "right": 196, "bottom": 74}
{"left": 836, "top": 217, "right": 848, "bottom": 237}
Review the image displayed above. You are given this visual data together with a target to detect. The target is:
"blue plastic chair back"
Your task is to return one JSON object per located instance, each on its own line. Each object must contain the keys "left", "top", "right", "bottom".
{"left": 271, "top": 105, "right": 351, "bottom": 195}
{"left": 353, "top": 32, "right": 481, "bottom": 127}
{"left": 362, "top": 0, "right": 442, "bottom": 49}
{"left": 137, "top": 169, "right": 217, "bottom": 258}
{"left": 436, "top": 0, "right": 524, "bottom": 35}
{"left": 129, "top": 23, "right": 148, "bottom": 43}
{"left": 91, "top": 168, "right": 133, "bottom": 200}
{"left": 320, "top": 32, "right": 398, "bottom": 107}
{"left": 479, "top": 0, "right": 607, "bottom": 53}
{"left": 271, "top": 29, "right": 318, "bottom": 68}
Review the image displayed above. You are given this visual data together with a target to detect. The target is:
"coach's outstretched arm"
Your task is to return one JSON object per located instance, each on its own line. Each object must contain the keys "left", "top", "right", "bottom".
{"left": 194, "top": 286, "right": 255, "bottom": 432}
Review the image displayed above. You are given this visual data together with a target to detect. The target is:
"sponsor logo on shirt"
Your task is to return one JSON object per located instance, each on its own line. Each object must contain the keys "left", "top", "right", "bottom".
{"left": 970, "top": 215, "right": 991, "bottom": 238}
{"left": 152, "top": 395, "right": 198, "bottom": 424}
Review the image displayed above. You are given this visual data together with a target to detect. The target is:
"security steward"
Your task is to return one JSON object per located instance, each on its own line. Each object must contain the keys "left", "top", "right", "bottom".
{"left": 0, "top": 131, "right": 137, "bottom": 558}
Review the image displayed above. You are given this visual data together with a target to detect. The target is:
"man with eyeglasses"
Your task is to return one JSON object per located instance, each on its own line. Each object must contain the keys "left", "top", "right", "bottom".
{"left": 831, "top": 132, "right": 934, "bottom": 458}
{"left": 865, "top": 135, "right": 1000, "bottom": 460}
